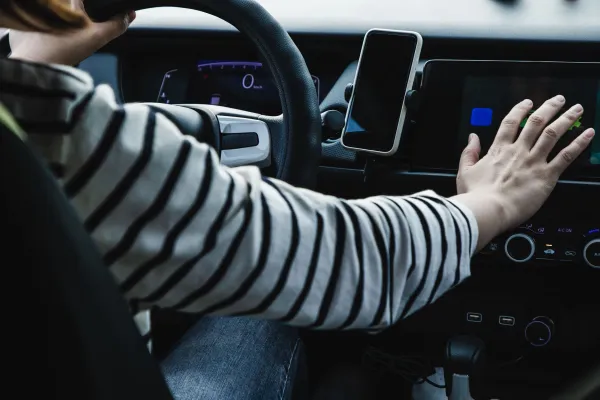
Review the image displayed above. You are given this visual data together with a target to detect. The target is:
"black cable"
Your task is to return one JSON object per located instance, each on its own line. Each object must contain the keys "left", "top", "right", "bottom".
{"left": 415, "top": 376, "right": 446, "bottom": 389}
{"left": 362, "top": 346, "right": 446, "bottom": 389}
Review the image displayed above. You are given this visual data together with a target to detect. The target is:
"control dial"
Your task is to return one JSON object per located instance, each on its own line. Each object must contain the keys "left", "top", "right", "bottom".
{"left": 525, "top": 316, "right": 555, "bottom": 347}
{"left": 583, "top": 239, "right": 600, "bottom": 269}
{"left": 505, "top": 233, "right": 536, "bottom": 263}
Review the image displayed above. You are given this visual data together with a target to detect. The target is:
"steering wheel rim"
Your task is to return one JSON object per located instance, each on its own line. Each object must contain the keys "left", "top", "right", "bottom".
{"left": 87, "top": 0, "right": 322, "bottom": 188}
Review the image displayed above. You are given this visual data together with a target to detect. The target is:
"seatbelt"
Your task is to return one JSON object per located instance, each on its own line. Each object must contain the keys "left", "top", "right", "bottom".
{"left": 0, "top": 102, "right": 26, "bottom": 140}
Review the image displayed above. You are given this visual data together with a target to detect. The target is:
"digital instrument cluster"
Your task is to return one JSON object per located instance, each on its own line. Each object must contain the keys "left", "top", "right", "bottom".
{"left": 157, "top": 61, "right": 320, "bottom": 115}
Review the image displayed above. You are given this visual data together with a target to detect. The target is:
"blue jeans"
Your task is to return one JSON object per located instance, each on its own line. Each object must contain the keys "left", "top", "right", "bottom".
{"left": 161, "top": 317, "right": 303, "bottom": 400}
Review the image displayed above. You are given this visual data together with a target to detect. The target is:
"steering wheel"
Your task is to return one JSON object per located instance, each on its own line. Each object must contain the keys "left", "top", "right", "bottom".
{"left": 88, "top": 0, "right": 322, "bottom": 189}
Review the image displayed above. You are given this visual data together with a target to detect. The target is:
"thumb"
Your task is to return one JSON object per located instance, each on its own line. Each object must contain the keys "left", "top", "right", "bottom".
{"left": 93, "top": 10, "right": 136, "bottom": 41}
{"left": 459, "top": 133, "right": 481, "bottom": 170}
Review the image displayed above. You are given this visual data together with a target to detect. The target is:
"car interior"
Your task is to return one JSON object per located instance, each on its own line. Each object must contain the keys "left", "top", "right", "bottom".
{"left": 1, "top": 0, "right": 598, "bottom": 399}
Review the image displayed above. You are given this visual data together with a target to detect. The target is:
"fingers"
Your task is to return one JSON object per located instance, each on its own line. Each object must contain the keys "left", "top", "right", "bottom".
{"left": 548, "top": 128, "right": 595, "bottom": 176}
{"left": 72, "top": 0, "right": 85, "bottom": 12}
{"left": 531, "top": 103, "right": 584, "bottom": 158}
{"left": 93, "top": 10, "right": 136, "bottom": 41}
{"left": 518, "top": 95, "right": 565, "bottom": 148}
{"left": 492, "top": 99, "right": 533, "bottom": 146}
{"left": 459, "top": 133, "right": 481, "bottom": 171}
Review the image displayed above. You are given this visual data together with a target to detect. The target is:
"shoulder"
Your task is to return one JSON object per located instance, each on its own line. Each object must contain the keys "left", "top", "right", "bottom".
{"left": 0, "top": 58, "right": 96, "bottom": 133}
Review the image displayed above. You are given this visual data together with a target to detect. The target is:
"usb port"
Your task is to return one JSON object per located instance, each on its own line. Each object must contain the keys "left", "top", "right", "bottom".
{"left": 466, "top": 312, "right": 483, "bottom": 323}
{"left": 499, "top": 316, "right": 515, "bottom": 326}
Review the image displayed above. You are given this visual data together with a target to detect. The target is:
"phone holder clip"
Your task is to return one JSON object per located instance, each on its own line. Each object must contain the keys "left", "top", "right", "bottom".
{"left": 344, "top": 83, "right": 421, "bottom": 117}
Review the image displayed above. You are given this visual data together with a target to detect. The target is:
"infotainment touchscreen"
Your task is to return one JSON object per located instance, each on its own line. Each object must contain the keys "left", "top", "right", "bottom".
{"left": 412, "top": 61, "right": 600, "bottom": 180}
{"left": 458, "top": 77, "right": 599, "bottom": 166}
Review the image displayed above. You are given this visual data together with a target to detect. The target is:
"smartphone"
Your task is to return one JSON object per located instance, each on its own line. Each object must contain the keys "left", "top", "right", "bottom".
{"left": 341, "top": 29, "right": 423, "bottom": 156}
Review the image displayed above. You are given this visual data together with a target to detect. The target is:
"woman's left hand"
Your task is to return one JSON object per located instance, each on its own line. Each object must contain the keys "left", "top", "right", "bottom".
{"left": 9, "top": 0, "right": 135, "bottom": 66}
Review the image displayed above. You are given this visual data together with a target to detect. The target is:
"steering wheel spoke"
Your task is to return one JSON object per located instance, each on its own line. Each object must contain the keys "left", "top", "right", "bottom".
{"left": 180, "top": 104, "right": 272, "bottom": 168}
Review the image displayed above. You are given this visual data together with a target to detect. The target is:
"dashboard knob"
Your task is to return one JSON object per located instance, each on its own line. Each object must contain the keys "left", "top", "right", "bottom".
{"left": 504, "top": 233, "right": 536, "bottom": 263}
{"left": 525, "top": 316, "right": 555, "bottom": 347}
{"left": 321, "top": 110, "right": 346, "bottom": 140}
{"left": 583, "top": 239, "right": 600, "bottom": 269}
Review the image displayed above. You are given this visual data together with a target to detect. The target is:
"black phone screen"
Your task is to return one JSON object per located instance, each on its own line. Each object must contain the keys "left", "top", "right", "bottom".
{"left": 342, "top": 31, "right": 419, "bottom": 154}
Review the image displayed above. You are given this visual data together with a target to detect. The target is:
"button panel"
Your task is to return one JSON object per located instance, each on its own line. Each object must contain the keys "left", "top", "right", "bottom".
{"left": 477, "top": 223, "right": 600, "bottom": 269}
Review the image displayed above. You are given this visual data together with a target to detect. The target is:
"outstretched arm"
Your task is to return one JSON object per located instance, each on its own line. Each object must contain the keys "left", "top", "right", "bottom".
{"left": 3, "top": 63, "right": 592, "bottom": 330}
{"left": 1, "top": 59, "right": 477, "bottom": 329}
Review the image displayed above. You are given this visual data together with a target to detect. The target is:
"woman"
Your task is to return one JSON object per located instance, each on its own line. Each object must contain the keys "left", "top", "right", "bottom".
{"left": 0, "top": 0, "right": 595, "bottom": 398}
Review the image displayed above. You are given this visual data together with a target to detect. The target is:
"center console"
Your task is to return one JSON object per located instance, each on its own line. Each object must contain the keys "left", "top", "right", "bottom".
{"left": 360, "top": 59, "right": 600, "bottom": 398}
{"left": 406, "top": 59, "right": 600, "bottom": 272}
{"left": 396, "top": 60, "right": 600, "bottom": 271}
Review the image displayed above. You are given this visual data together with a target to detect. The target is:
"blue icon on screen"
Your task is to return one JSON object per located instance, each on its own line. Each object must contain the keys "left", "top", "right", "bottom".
{"left": 470, "top": 108, "right": 493, "bottom": 127}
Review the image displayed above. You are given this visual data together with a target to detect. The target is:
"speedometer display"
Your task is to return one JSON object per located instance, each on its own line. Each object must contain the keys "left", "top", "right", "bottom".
{"left": 157, "top": 61, "right": 320, "bottom": 115}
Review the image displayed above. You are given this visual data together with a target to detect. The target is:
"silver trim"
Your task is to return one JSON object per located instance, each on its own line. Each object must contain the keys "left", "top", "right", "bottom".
{"left": 504, "top": 233, "right": 536, "bottom": 263}
{"left": 341, "top": 29, "right": 423, "bottom": 156}
{"left": 218, "top": 116, "right": 271, "bottom": 168}
{"left": 583, "top": 239, "right": 600, "bottom": 269}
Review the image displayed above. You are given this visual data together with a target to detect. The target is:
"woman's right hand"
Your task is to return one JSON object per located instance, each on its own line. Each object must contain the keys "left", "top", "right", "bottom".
{"left": 453, "top": 95, "right": 595, "bottom": 250}
{"left": 9, "top": 1, "right": 134, "bottom": 66}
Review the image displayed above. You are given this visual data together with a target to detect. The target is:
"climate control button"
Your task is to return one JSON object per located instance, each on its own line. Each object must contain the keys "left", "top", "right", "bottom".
{"left": 505, "top": 233, "right": 536, "bottom": 263}
{"left": 583, "top": 239, "right": 600, "bottom": 269}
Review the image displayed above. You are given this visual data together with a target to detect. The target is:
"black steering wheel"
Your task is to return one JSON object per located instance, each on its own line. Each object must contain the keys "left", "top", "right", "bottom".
{"left": 88, "top": 0, "right": 322, "bottom": 189}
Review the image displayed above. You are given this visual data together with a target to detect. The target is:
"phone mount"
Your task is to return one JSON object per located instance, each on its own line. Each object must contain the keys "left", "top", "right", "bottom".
{"left": 343, "top": 83, "right": 421, "bottom": 117}
{"left": 344, "top": 83, "right": 421, "bottom": 184}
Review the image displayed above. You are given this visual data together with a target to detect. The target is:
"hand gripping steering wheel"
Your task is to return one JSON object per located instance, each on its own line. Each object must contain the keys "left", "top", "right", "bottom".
{"left": 87, "top": 0, "right": 322, "bottom": 189}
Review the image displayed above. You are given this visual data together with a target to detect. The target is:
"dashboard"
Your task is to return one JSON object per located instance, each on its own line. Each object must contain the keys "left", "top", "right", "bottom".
{"left": 84, "top": 2, "right": 600, "bottom": 398}
{"left": 156, "top": 60, "right": 321, "bottom": 114}
{"left": 119, "top": 33, "right": 347, "bottom": 113}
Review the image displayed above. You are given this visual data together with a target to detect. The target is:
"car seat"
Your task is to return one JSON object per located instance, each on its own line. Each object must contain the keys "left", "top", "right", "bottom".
{"left": 0, "top": 124, "right": 174, "bottom": 399}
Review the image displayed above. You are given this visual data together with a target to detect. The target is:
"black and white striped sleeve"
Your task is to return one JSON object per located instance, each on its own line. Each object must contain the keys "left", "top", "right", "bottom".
{"left": 23, "top": 81, "right": 478, "bottom": 330}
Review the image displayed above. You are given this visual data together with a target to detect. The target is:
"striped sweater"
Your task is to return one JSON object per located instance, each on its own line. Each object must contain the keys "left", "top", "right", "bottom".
{"left": 0, "top": 57, "right": 478, "bottom": 333}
